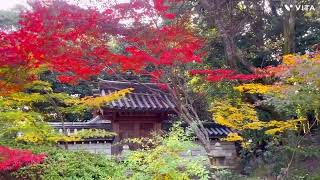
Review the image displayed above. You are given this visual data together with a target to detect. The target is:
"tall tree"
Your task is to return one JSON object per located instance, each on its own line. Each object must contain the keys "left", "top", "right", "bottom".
{"left": 283, "top": 0, "right": 297, "bottom": 54}
{"left": 197, "top": 0, "right": 256, "bottom": 71}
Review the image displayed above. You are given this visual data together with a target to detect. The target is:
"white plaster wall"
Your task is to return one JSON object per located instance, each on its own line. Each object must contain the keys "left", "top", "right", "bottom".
{"left": 58, "top": 141, "right": 237, "bottom": 167}
{"left": 58, "top": 143, "right": 112, "bottom": 155}
{"left": 188, "top": 141, "right": 236, "bottom": 156}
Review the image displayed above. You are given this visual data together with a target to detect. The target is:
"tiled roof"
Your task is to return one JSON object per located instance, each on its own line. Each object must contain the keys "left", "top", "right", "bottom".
{"left": 48, "top": 116, "right": 114, "bottom": 142}
{"left": 95, "top": 80, "right": 176, "bottom": 112}
{"left": 204, "top": 125, "right": 234, "bottom": 137}
{"left": 177, "top": 122, "right": 235, "bottom": 138}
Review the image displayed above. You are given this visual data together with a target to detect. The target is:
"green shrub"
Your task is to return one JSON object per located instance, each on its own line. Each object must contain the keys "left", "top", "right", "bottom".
{"left": 14, "top": 147, "right": 124, "bottom": 180}
{"left": 211, "top": 169, "right": 242, "bottom": 180}
{"left": 120, "top": 123, "right": 209, "bottom": 180}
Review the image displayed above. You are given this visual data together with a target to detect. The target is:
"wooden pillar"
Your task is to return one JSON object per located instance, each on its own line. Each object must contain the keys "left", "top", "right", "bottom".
{"left": 154, "top": 122, "right": 161, "bottom": 132}
{"left": 134, "top": 122, "right": 140, "bottom": 137}
{"left": 111, "top": 119, "right": 120, "bottom": 155}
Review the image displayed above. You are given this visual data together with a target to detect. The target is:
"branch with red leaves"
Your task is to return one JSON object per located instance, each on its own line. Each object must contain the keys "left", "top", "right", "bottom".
{"left": 0, "top": 0, "right": 202, "bottom": 86}
{"left": 189, "top": 69, "right": 265, "bottom": 82}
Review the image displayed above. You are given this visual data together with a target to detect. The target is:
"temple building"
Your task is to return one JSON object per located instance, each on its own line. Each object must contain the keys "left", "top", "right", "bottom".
{"left": 49, "top": 80, "right": 237, "bottom": 168}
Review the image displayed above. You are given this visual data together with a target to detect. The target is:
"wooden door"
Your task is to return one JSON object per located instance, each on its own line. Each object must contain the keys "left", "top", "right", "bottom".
{"left": 119, "top": 122, "right": 135, "bottom": 140}
{"left": 139, "top": 123, "right": 154, "bottom": 137}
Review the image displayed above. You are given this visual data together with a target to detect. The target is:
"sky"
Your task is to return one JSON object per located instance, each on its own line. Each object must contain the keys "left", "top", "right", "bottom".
{"left": 0, "top": 0, "right": 131, "bottom": 10}
{"left": 0, "top": 0, "right": 28, "bottom": 10}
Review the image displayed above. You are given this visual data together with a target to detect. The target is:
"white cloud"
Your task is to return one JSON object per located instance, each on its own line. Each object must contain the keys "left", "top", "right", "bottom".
{"left": 0, "top": 0, "right": 28, "bottom": 10}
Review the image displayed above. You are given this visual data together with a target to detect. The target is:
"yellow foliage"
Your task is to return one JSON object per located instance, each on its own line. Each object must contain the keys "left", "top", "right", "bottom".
{"left": 77, "top": 88, "right": 133, "bottom": 108}
{"left": 264, "top": 119, "right": 303, "bottom": 135}
{"left": 234, "top": 83, "right": 282, "bottom": 94}
{"left": 283, "top": 54, "right": 297, "bottom": 65}
{"left": 188, "top": 76, "right": 209, "bottom": 93}
{"left": 243, "top": 121, "right": 266, "bottom": 130}
{"left": 282, "top": 53, "right": 320, "bottom": 66}
{"left": 211, "top": 100, "right": 303, "bottom": 143}
{"left": 314, "top": 53, "right": 320, "bottom": 60}
{"left": 16, "top": 133, "right": 43, "bottom": 143}
{"left": 223, "top": 133, "right": 243, "bottom": 142}
{"left": 47, "top": 135, "right": 80, "bottom": 143}
{"left": 210, "top": 100, "right": 259, "bottom": 130}
{"left": 286, "top": 77, "right": 304, "bottom": 84}
{"left": 16, "top": 129, "right": 116, "bottom": 144}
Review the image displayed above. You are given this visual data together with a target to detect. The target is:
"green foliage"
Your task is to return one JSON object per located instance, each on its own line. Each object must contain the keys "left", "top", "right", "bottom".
{"left": 39, "top": 71, "right": 94, "bottom": 97}
{"left": 25, "top": 80, "right": 54, "bottom": 93}
{"left": 239, "top": 136, "right": 288, "bottom": 176}
{"left": 14, "top": 146, "right": 124, "bottom": 180}
{"left": 267, "top": 82, "right": 320, "bottom": 119}
{"left": 0, "top": 110, "right": 45, "bottom": 140}
{"left": 121, "top": 124, "right": 209, "bottom": 180}
{"left": 211, "top": 169, "right": 242, "bottom": 180}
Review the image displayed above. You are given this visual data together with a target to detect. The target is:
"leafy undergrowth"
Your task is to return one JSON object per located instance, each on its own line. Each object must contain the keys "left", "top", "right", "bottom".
{"left": 0, "top": 140, "right": 123, "bottom": 180}
{"left": 7, "top": 145, "right": 124, "bottom": 180}
{"left": 238, "top": 133, "right": 320, "bottom": 180}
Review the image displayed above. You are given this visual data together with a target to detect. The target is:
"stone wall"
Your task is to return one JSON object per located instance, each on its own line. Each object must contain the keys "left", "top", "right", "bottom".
{"left": 58, "top": 142, "right": 112, "bottom": 155}
{"left": 183, "top": 141, "right": 237, "bottom": 168}
{"left": 57, "top": 140, "right": 237, "bottom": 168}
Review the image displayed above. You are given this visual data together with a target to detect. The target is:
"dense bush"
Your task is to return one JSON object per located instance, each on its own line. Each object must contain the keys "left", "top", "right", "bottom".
{"left": 3, "top": 124, "right": 209, "bottom": 180}
{"left": 14, "top": 147, "right": 124, "bottom": 180}
{"left": 211, "top": 169, "right": 242, "bottom": 180}
{"left": 121, "top": 124, "right": 209, "bottom": 180}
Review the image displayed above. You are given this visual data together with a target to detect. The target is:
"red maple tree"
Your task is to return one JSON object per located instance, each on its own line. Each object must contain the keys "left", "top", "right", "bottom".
{"left": 0, "top": 0, "right": 196, "bottom": 84}
{"left": 0, "top": 0, "right": 263, "bottom": 85}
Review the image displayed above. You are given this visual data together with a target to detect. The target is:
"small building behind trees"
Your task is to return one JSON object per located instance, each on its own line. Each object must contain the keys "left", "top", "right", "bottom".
{"left": 49, "top": 80, "right": 237, "bottom": 168}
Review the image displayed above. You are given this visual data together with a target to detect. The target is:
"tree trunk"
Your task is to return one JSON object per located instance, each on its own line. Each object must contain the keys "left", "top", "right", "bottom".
{"left": 45, "top": 92, "right": 69, "bottom": 150}
{"left": 198, "top": 0, "right": 255, "bottom": 72}
{"left": 214, "top": 17, "right": 238, "bottom": 69}
{"left": 252, "top": 2, "right": 265, "bottom": 49}
{"left": 283, "top": 0, "right": 296, "bottom": 54}
{"left": 168, "top": 72, "right": 218, "bottom": 167}
{"left": 179, "top": 105, "right": 216, "bottom": 166}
